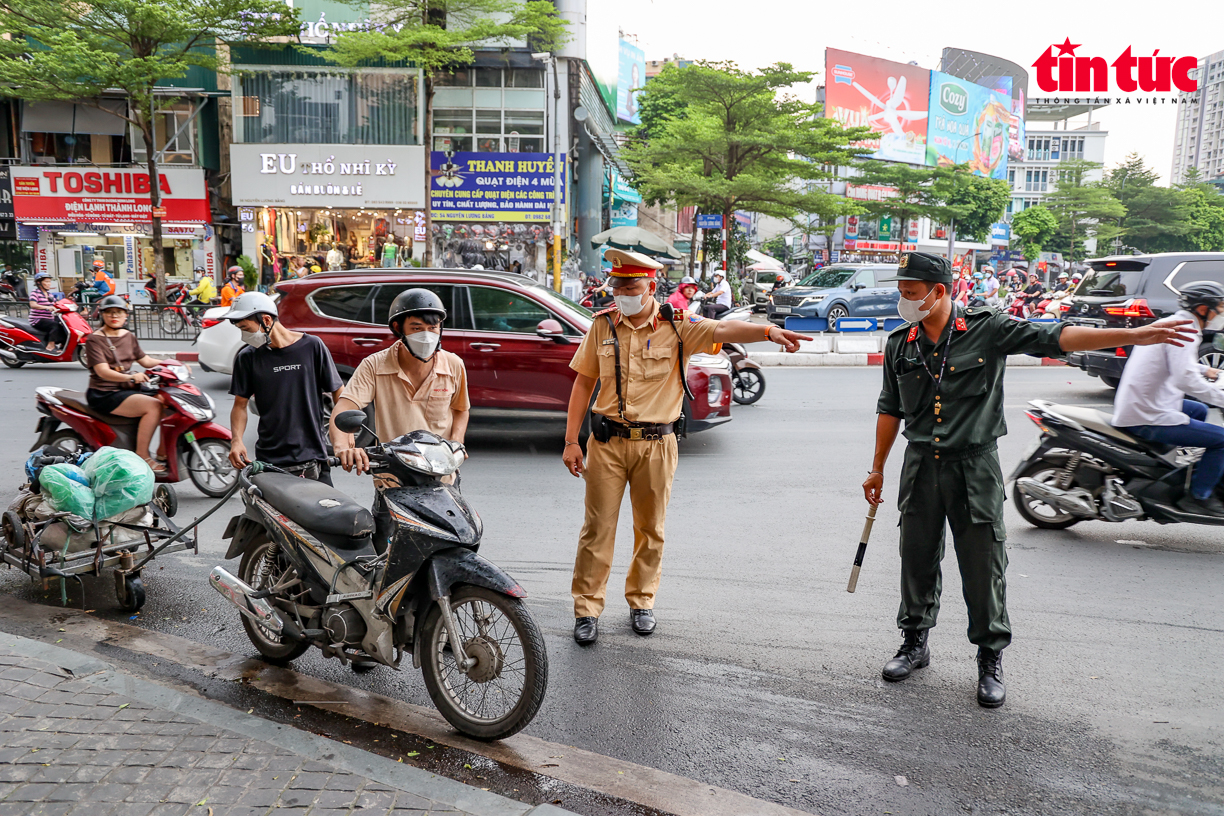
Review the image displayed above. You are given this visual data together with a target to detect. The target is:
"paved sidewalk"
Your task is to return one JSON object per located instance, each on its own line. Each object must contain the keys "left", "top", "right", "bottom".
{"left": 0, "top": 635, "right": 572, "bottom": 816}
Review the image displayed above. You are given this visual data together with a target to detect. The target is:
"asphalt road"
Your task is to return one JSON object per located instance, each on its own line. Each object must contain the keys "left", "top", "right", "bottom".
{"left": 1, "top": 360, "right": 1222, "bottom": 816}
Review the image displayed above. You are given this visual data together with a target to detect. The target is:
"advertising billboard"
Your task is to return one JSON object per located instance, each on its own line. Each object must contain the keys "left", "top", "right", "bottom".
{"left": 824, "top": 48, "right": 930, "bottom": 165}
{"left": 925, "top": 71, "right": 1011, "bottom": 180}
{"left": 978, "top": 74, "right": 1026, "bottom": 163}
{"left": 430, "top": 151, "right": 565, "bottom": 222}
{"left": 230, "top": 144, "right": 426, "bottom": 208}
{"left": 617, "top": 38, "right": 646, "bottom": 124}
{"left": 11, "top": 166, "right": 210, "bottom": 223}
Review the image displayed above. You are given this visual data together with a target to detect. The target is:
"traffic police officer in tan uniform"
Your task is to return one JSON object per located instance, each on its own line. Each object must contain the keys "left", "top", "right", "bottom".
{"left": 564, "top": 249, "right": 810, "bottom": 644}
{"left": 863, "top": 251, "right": 1194, "bottom": 707}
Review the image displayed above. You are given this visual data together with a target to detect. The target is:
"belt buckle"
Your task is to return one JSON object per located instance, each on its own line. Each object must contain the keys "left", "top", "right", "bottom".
{"left": 628, "top": 427, "right": 644, "bottom": 441}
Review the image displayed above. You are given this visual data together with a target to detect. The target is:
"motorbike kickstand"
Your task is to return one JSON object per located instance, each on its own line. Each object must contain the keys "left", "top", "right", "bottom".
{"left": 436, "top": 596, "right": 474, "bottom": 670}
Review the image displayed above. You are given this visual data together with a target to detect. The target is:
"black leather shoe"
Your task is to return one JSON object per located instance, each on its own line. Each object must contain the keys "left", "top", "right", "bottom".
{"left": 1177, "top": 493, "right": 1224, "bottom": 517}
{"left": 630, "top": 609, "right": 656, "bottom": 636}
{"left": 977, "top": 648, "right": 1006, "bottom": 708}
{"left": 573, "top": 617, "right": 598, "bottom": 645}
{"left": 881, "top": 630, "right": 929, "bottom": 682}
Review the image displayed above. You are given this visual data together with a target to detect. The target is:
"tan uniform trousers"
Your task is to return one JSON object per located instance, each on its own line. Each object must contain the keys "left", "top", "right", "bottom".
{"left": 572, "top": 434, "right": 678, "bottom": 618}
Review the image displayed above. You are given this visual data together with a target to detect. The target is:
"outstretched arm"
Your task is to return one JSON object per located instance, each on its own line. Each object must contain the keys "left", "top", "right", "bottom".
{"left": 712, "top": 321, "right": 812, "bottom": 352}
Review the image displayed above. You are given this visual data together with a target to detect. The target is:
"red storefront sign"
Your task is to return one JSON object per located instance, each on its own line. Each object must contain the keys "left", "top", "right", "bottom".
{"left": 849, "top": 240, "right": 917, "bottom": 252}
{"left": 11, "top": 167, "right": 210, "bottom": 223}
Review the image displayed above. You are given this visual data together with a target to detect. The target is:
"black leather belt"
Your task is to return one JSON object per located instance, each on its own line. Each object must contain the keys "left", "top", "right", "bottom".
{"left": 609, "top": 421, "right": 675, "bottom": 440}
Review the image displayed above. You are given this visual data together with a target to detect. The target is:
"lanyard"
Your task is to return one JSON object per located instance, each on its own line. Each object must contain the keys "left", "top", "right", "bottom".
{"left": 911, "top": 304, "right": 957, "bottom": 392}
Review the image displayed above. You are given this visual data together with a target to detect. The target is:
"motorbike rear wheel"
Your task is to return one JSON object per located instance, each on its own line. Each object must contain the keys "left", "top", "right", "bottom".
{"left": 732, "top": 368, "right": 766, "bottom": 405}
{"left": 420, "top": 585, "right": 548, "bottom": 741}
{"left": 75, "top": 345, "right": 88, "bottom": 369}
{"left": 1013, "top": 460, "right": 1083, "bottom": 530}
{"left": 46, "top": 430, "right": 86, "bottom": 457}
{"left": 238, "top": 538, "right": 310, "bottom": 663}
{"left": 1, "top": 353, "right": 24, "bottom": 368}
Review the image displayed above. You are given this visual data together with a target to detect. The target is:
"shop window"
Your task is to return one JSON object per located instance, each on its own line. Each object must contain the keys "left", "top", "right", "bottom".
{"left": 436, "top": 69, "right": 472, "bottom": 87}
{"left": 468, "top": 286, "right": 549, "bottom": 333}
{"left": 475, "top": 68, "right": 502, "bottom": 88}
{"left": 434, "top": 135, "right": 472, "bottom": 152}
{"left": 372, "top": 284, "right": 460, "bottom": 328}
{"left": 131, "top": 108, "right": 196, "bottom": 165}
{"left": 475, "top": 111, "right": 502, "bottom": 133}
{"left": 309, "top": 285, "right": 375, "bottom": 323}
{"left": 476, "top": 137, "right": 501, "bottom": 152}
{"left": 434, "top": 109, "right": 473, "bottom": 134}
{"left": 238, "top": 69, "right": 419, "bottom": 145}
{"left": 504, "top": 111, "right": 543, "bottom": 136}
{"left": 506, "top": 68, "right": 544, "bottom": 89}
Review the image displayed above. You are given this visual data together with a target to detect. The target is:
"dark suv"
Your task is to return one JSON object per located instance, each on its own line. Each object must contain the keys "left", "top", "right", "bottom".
{"left": 1064, "top": 253, "right": 1224, "bottom": 387}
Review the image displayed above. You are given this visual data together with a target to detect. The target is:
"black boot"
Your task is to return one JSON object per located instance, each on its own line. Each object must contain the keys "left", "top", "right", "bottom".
{"left": 881, "top": 630, "right": 930, "bottom": 682}
{"left": 573, "top": 617, "right": 598, "bottom": 645}
{"left": 977, "top": 648, "right": 1006, "bottom": 708}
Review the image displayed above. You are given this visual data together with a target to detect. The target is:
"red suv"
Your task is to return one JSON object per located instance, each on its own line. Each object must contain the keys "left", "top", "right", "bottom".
{"left": 275, "top": 269, "right": 732, "bottom": 432}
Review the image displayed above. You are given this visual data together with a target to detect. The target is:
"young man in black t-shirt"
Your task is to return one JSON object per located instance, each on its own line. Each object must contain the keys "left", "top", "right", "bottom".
{"left": 226, "top": 292, "right": 344, "bottom": 484}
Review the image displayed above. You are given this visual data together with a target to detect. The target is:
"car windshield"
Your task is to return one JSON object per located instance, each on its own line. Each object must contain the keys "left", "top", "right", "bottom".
{"left": 757, "top": 270, "right": 782, "bottom": 284}
{"left": 799, "top": 268, "right": 856, "bottom": 288}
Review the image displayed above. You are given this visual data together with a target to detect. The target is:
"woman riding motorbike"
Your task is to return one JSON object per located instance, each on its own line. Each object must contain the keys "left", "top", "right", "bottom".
{"left": 667, "top": 276, "right": 699, "bottom": 311}
{"left": 84, "top": 295, "right": 174, "bottom": 473}
{"left": 29, "top": 272, "right": 66, "bottom": 351}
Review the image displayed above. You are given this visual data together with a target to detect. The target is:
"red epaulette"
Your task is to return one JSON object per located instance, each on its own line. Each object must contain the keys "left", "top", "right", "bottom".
{"left": 906, "top": 325, "right": 919, "bottom": 342}
{"left": 593, "top": 306, "right": 618, "bottom": 317}
{"left": 955, "top": 316, "right": 968, "bottom": 332}
{"left": 672, "top": 309, "right": 686, "bottom": 321}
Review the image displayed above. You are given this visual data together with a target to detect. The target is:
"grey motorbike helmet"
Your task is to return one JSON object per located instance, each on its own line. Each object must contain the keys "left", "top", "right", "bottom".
{"left": 1177, "top": 281, "right": 1224, "bottom": 313}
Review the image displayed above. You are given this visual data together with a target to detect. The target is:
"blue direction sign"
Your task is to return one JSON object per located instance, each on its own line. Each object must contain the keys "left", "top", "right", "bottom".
{"left": 832, "top": 317, "right": 876, "bottom": 332}
{"left": 695, "top": 213, "right": 723, "bottom": 229}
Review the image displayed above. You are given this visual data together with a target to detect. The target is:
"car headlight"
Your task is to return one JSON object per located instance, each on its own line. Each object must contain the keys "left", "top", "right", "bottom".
{"left": 800, "top": 295, "right": 826, "bottom": 306}
{"left": 706, "top": 374, "right": 723, "bottom": 406}
{"left": 690, "top": 353, "right": 731, "bottom": 370}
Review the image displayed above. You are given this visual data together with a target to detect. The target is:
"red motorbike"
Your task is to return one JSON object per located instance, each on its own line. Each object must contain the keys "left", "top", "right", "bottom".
{"left": 30, "top": 362, "right": 237, "bottom": 497}
{"left": 0, "top": 299, "right": 92, "bottom": 369}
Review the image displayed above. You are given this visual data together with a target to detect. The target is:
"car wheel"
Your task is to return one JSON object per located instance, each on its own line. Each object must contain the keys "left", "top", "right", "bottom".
{"left": 1199, "top": 348, "right": 1224, "bottom": 369}
{"left": 826, "top": 305, "right": 849, "bottom": 331}
{"left": 1099, "top": 374, "right": 1121, "bottom": 389}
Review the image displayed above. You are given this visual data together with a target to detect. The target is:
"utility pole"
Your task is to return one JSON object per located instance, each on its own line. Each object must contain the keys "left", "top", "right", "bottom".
{"left": 533, "top": 51, "right": 563, "bottom": 291}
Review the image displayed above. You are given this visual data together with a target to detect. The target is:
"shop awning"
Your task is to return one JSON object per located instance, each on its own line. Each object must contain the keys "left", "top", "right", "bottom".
{"left": 22, "top": 100, "right": 127, "bottom": 135}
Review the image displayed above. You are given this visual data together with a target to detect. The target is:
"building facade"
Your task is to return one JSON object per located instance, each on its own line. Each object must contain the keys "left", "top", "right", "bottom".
{"left": 1171, "top": 49, "right": 1224, "bottom": 186}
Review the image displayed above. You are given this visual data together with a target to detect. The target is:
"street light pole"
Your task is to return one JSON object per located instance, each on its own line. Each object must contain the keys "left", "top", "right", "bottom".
{"left": 533, "top": 51, "right": 563, "bottom": 292}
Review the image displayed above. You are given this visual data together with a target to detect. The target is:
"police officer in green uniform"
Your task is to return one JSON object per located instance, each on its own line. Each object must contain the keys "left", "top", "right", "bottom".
{"left": 862, "top": 251, "right": 1194, "bottom": 708}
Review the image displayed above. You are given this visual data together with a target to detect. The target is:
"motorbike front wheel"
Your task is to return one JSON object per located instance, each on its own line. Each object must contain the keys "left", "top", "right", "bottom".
{"left": 1012, "top": 460, "right": 1083, "bottom": 530}
{"left": 187, "top": 438, "right": 238, "bottom": 497}
{"left": 238, "top": 538, "right": 310, "bottom": 663}
{"left": 420, "top": 585, "right": 548, "bottom": 741}
{"left": 732, "top": 368, "right": 766, "bottom": 405}
{"left": 159, "top": 309, "right": 187, "bottom": 335}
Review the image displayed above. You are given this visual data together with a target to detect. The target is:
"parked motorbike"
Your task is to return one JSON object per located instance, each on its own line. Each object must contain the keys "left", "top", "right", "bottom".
{"left": 0, "top": 281, "right": 17, "bottom": 302}
{"left": 0, "top": 299, "right": 92, "bottom": 368}
{"left": 1011, "top": 399, "right": 1224, "bottom": 529}
{"left": 31, "top": 362, "right": 237, "bottom": 497}
{"left": 211, "top": 410, "right": 548, "bottom": 740}
{"left": 160, "top": 284, "right": 203, "bottom": 334}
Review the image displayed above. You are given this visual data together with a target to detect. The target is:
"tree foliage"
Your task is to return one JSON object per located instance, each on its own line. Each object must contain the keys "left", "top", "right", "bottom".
{"left": 323, "top": 0, "right": 568, "bottom": 265}
{"left": 1009, "top": 205, "right": 1058, "bottom": 261}
{"left": 1042, "top": 160, "right": 1125, "bottom": 260}
{"left": 624, "top": 61, "right": 873, "bottom": 247}
{"left": 1103, "top": 153, "right": 1191, "bottom": 253}
{"left": 0, "top": 0, "right": 300, "bottom": 299}
{"left": 941, "top": 173, "right": 1012, "bottom": 243}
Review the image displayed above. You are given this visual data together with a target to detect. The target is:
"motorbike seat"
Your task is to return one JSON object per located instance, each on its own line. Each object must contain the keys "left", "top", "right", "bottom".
{"left": 1044, "top": 403, "right": 1176, "bottom": 454}
{"left": 53, "top": 390, "right": 139, "bottom": 427}
{"left": 251, "top": 472, "right": 374, "bottom": 548}
{"left": 1, "top": 316, "right": 38, "bottom": 335}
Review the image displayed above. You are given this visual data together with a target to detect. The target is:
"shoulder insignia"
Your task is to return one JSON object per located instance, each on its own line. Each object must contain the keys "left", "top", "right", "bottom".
{"left": 954, "top": 317, "right": 968, "bottom": 332}
{"left": 673, "top": 309, "right": 687, "bottom": 322}
{"left": 593, "top": 306, "right": 618, "bottom": 317}
{"left": 906, "top": 325, "right": 919, "bottom": 342}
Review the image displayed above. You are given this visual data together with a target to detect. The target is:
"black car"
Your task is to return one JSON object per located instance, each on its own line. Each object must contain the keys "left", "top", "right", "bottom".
{"left": 1064, "top": 252, "right": 1224, "bottom": 387}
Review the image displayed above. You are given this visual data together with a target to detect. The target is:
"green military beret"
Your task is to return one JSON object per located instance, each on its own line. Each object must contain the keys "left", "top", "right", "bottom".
{"left": 879, "top": 251, "right": 954, "bottom": 284}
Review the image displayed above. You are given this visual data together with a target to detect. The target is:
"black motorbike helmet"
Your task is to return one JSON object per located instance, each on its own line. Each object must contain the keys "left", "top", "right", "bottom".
{"left": 387, "top": 288, "right": 447, "bottom": 336}
{"left": 1177, "top": 281, "right": 1224, "bottom": 313}
{"left": 95, "top": 294, "right": 131, "bottom": 312}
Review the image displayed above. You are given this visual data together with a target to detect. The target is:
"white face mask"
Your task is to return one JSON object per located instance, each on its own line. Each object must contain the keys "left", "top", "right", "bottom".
{"left": 403, "top": 330, "right": 440, "bottom": 361}
{"left": 897, "top": 287, "right": 938, "bottom": 323}
{"left": 240, "top": 329, "right": 268, "bottom": 349}
{"left": 1206, "top": 312, "right": 1224, "bottom": 332}
{"left": 614, "top": 292, "right": 649, "bottom": 316}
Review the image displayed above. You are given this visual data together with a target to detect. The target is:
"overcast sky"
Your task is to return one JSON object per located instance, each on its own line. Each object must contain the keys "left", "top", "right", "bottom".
{"left": 618, "top": 0, "right": 1221, "bottom": 182}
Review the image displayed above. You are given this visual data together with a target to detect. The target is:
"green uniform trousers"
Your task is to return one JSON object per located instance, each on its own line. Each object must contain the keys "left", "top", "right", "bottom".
{"left": 896, "top": 443, "right": 1011, "bottom": 652}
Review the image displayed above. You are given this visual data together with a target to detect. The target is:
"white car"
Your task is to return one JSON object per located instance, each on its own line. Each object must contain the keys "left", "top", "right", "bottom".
{"left": 196, "top": 305, "right": 242, "bottom": 375}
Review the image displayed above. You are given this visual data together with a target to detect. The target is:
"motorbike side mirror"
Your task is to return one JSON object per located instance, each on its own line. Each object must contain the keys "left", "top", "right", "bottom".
{"left": 536, "top": 318, "right": 567, "bottom": 343}
{"left": 334, "top": 409, "right": 370, "bottom": 435}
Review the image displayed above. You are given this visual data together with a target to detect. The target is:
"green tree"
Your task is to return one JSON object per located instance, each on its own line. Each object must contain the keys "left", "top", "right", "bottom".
{"left": 846, "top": 162, "right": 956, "bottom": 245}
{"left": 1178, "top": 182, "right": 1224, "bottom": 252}
{"left": 761, "top": 234, "right": 788, "bottom": 261}
{"left": 322, "top": 0, "right": 569, "bottom": 266}
{"left": 940, "top": 172, "right": 1012, "bottom": 243}
{"left": 1103, "top": 153, "right": 1191, "bottom": 253}
{"left": 624, "top": 61, "right": 872, "bottom": 274}
{"left": 1042, "top": 160, "right": 1125, "bottom": 261}
{"left": 0, "top": 0, "right": 300, "bottom": 301}
{"left": 1009, "top": 205, "right": 1058, "bottom": 261}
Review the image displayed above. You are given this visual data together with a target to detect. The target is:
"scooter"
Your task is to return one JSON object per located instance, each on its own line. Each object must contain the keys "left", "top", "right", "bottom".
{"left": 1011, "top": 399, "right": 1224, "bottom": 529}
{"left": 721, "top": 341, "right": 766, "bottom": 405}
{"left": 211, "top": 410, "right": 548, "bottom": 741}
{"left": 0, "top": 299, "right": 92, "bottom": 369}
{"left": 30, "top": 362, "right": 237, "bottom": 497}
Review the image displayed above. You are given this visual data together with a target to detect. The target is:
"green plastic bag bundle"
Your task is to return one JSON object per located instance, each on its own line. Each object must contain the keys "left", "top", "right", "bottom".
{"left": 83, "top": 447, "right": 154, "bottom": 520}
{"left": 38, "top": 464, "right": 96, "bottom": 519}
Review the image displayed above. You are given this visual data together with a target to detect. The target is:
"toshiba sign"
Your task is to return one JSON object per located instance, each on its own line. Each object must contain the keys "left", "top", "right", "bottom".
{"left": 10, "top": 166, "right": 210, "bottom": 223}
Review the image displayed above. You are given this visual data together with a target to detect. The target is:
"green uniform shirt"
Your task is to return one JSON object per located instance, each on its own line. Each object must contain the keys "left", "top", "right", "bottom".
{"left": 876, "top": 306, "right": 1067, "bottom": 451}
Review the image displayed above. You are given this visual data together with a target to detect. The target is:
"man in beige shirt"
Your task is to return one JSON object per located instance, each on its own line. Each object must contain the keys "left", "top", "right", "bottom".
{"left": 563, "top": 249, "right": 811, "bottom": 644}
{"left": 330, "top": 288, "right": 470, "bottom": 473}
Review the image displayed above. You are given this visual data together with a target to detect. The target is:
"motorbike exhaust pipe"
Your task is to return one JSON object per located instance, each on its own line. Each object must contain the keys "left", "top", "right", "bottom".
{"left": 1015, "top": 477, "right": 1098, "bottom": 518}
{"left": 208, "top": 566, "right": 285, "bottom": 635}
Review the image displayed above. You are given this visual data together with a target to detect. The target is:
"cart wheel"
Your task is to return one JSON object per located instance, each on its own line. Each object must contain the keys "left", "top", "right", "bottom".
{"left": 2, "top": 511, "right": 25, "bottom": 551}
{"left": 153, "top": 484, "right": 178, "bottom": 517}
{"left": 116, "top": 574, "right": 146, "bottom": 611}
